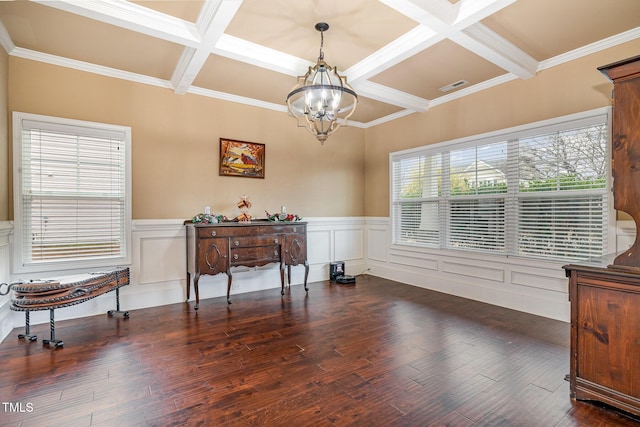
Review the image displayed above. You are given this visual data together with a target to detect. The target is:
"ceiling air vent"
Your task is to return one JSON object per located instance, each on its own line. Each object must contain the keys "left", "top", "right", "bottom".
{"left": 439, "top": 80, "right": 468, "bottom": 92}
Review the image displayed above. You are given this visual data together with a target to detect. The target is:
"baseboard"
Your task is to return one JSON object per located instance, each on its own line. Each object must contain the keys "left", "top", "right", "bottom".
{"left": 367, "top": 261, "right": 570, "bottom": 322}
{"left": 0, "top": 299, "right": 13, "bottom": 342}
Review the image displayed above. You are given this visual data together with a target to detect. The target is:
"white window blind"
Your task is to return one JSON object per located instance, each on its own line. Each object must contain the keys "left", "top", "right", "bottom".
{"left": 13, "top": 112, "right": 131, "bottom": 272}
{"left": 391, "top": 108, "right": 611, "bottom": 262}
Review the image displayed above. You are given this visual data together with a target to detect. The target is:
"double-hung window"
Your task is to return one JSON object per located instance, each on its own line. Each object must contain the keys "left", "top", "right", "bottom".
{"left": 13, "top": 112, "right": 131, "bottom": 273}
{"left": 391, "top": 108, "right": 611, "bottom": 262}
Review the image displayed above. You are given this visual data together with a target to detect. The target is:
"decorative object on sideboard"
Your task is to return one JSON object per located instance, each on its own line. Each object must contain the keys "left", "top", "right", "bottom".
{"left": 265, "top": 210, "right": 302, "bottom": 222}
{"left": 285, "top": 22, "right": 358, "bottom": 145}
{"left": 219, "top": 138, "right": 265, "bottom": 178}
{"left": 237, "top": 194, "right": 252, "bottom": 222}
{"left": 192, "top": 213, "right": 225, "bottom": 224}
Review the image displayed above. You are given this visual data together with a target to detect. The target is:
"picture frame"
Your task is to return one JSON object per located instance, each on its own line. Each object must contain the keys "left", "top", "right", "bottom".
{"left": 219, "top": 138, "right": 265, "bottom": 178}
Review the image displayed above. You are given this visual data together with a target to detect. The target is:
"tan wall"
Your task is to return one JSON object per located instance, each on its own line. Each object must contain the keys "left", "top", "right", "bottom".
{"left": 6, "top": 40, "right": 640, "bottom": 221}
{"left": 0, "top": 48, "right": 7, "bottom": 221}
{"left": 364, "top": 39, "right": 640, "bottom": 217}
{"left": 7, "top": 58, "right": 366, "bottom": 220}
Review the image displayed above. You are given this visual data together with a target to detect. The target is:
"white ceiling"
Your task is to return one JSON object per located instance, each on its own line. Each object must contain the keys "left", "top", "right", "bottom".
{"left": 0, "top": 0, "right": 638, "bottom": 128}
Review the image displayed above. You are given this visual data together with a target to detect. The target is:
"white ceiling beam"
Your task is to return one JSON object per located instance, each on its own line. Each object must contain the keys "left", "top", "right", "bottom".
{"left": 0, "top": 18, "right": 15, "bottom": 55}
{"left": 213, "top": 34, "right": 311, "bottom": 77}
{"left": 453, "top": 0, "right": 518, "bottom": 28}
{"left": 381, "top": 0, "right": 538, "bottom": 80}
{"left": 455, "top": 23, "right": 538, "bottom": 79}
{"left": 33, "top": 0, "right": 201, "bottom": 47}
{"left": 352, "top": 80, "right": 430, "bottom": 112}
{"left": 345, "top": 25, "right": 443, "bottom": 82}
{"left": 172, "top": 0, "right": 242, "bottom": 94}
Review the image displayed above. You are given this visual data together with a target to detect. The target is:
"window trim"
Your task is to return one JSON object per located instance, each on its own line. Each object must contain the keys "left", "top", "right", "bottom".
{"left": 12, "top": 112, "right": 132, "bottom": 274}
{"left": 389, "top": 107, "right": 615, "bottom": 262}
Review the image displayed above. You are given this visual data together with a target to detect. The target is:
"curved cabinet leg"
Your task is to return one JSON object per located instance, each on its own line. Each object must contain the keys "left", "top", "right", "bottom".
{"left": 280, "top": 263, "right": 286, "bottom": 295}
{"left": 303, "top": 260, "right": 309, "bottom": 292}
{"left": 186, "top": 272, "right": 191, "bottom": 301}
{"left": 226, "top": 270, "right": 233, "bottom": 304}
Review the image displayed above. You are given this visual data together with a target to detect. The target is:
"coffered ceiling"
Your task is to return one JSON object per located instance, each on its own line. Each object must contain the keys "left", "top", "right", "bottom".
{"left": 0, "top": 0, "right": 638, "bottom": 128}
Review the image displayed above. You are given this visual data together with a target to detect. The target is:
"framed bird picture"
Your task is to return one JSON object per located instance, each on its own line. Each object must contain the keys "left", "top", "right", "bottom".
{"left": 219, "top": 138, "right": 265, "bottom": 178}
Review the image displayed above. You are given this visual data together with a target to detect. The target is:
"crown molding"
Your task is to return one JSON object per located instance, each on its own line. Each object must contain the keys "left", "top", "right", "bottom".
{"left": 362, "top": 109, "right": 416, "bottom": 128}
{"left": 11, "top": 47, "right": 173, "bottom": 89}
{"left": 539, "top": 26, "right": 640, "bottom": 71}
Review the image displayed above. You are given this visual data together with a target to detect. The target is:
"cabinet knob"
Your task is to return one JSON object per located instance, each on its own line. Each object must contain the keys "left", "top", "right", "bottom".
{"left": 233, "top": 254, "right": 239, "bottom": 260}
{"left": 274, "top": 238, "right": 279, "bottom": 244}
{"left": 211, "top": 230, "right": 217, "bottom": 237}
{"left": 293, "top": 227, "right": 297, "bottom": 233}
{"left": 234, "top": 240, "right": 239, "bottom": 246}
{"left": 274, "top": 250, "right": 278, "bottom": 256}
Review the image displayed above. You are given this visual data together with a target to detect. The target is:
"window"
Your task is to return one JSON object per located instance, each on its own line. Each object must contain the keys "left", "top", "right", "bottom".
{"left": 391, "top": 108, "right": 611, "bottom": 262}
{"left": 13, "top": 112, "right": 131, "bottom": 273}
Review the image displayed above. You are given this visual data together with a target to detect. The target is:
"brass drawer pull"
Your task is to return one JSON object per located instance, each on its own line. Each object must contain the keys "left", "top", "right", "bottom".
{"left": 233, "top": 254, "right": 239, "bottom": 260}
{"left": 234, "top": 240, "right": 239, "bottom": 246}
{"left": 274, "top": 250, "right": 278, "bottom": 256}
{"left": 274, "top": 238, "right": 279, "bottom": 244}
{"left": 211, "top": 230, "right": 217, "bottom": 237}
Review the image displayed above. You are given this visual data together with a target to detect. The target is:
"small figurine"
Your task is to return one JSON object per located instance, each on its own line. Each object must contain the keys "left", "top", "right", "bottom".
{"left": 237, "top": 194, "right": 252, "bottom": 222}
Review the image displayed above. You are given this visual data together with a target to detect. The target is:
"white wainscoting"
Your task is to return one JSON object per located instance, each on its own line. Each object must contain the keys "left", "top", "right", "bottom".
{"left": 367, "top": 217, "right": 637, "bottom": 323}
{"left": 0, "top": 218, "right": 367, "bottom": 342}
{"left": 0, "top": 222, "right": 12, "bottom": 342}
{"left": 0, "top": 217, "right": 636, "bottom": 342}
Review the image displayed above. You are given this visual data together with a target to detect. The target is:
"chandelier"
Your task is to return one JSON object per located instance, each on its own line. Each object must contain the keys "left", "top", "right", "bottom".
{"left": 286, "top": 22, "right": 358, "bottom": 144}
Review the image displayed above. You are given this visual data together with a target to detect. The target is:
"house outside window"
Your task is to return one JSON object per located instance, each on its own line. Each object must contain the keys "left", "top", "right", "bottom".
{"left": 391, "top": 108, "right": 612, "bottom": 262}
{"left": 12, "top": 112, "right": 132, "bottom": 273}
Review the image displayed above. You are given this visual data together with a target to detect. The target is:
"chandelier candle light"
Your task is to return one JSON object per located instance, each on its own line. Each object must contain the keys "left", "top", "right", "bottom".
{"left": 286, "top": 22, "right": 358, "bottom": 144}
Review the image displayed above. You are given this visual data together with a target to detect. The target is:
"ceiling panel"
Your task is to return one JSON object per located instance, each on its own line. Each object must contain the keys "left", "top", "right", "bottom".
{"left": 194, "top": 54, "right": 295, "bottom": 106}
{"left": 130, "top": 0, "right": 204, "bottom": 23}
{"left": 369, "top": 39, "right": 506, "bottom": 99}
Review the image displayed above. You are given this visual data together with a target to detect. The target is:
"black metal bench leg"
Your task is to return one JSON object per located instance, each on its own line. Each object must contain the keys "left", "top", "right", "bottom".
{"left": 43, "top": 309, "right": 63, "bottom": 348}
{"left": 107, "top": 285, "right": 129, "bottom": 318}
{"left": 18, "top": 311, "right": 37, "bottom": 342}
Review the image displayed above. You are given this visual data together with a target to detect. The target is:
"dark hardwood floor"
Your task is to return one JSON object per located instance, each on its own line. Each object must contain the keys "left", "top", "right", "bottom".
{"left": 1, "top": 275, "right": 639, "bottom": 426}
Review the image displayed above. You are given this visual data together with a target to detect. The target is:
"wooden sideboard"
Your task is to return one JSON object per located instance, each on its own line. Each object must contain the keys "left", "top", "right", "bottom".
{"left": 185, "top": 221, "right": 309, "bottom": 308}
{"left": 564, "top": 257, "right": 640, "bottom": 417}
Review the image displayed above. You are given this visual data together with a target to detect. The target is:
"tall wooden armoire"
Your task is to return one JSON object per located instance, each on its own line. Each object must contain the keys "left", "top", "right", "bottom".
{"left": 563, "top": 55, "right": 640, "bottom": 417}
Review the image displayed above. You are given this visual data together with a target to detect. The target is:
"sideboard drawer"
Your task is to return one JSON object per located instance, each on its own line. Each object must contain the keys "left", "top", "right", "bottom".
{"left": 230, "top": 236, "right": 282, "bottom": 248}
{"left": 230, "top": 246, "right": 280, "bottom": 266}
{"left": 198, "top": 226, "right": 254, "bottom": 239}
{"left": 257, "top": 224, "right": 305, "bottom": 235}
